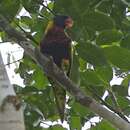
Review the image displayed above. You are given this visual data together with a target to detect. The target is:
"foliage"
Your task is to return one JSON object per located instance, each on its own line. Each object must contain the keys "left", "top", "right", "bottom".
{"left": 1, "top": 0, "right": 130, "bottom": 129}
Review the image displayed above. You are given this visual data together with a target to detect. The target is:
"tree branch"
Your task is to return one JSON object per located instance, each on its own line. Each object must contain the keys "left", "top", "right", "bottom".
{"left": 87, "top": 86, "right": 129, "bottom": 123}
{"left": 0, "top": 15, "right": 130, "bottom": 130}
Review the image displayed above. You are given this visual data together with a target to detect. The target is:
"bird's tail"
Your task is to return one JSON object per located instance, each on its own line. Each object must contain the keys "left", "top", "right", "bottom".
{"left": 48, "top": 78, "right": 66, "bottom": 122}
{"left": 52, "top": 82, "right": 66, "bottom": 122}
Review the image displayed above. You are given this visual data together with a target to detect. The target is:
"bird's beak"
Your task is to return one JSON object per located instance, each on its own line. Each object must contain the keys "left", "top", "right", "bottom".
{"left": 65, "top": 17, "right": 74, "bottom": 29}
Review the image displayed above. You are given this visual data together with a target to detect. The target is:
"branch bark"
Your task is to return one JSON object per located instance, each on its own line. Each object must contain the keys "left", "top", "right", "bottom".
{"left": 0, "top": 52, "right": 25, "bottom": 130}
{"left": 0, "top": 15, "right": 130, "bottom": 130}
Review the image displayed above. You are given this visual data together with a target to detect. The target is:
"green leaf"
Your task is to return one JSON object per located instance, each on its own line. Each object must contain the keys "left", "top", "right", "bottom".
{"left": 54, "top": 0, "right": 72, "bottom": 14}
{"left": 70, "top": 116, "right": 81, "bottom": 130}
{"left": 81, "top": 70, "right": 105, "bottom": 86}
{"left": 110, "top": 1, "right": 126, "bottom": 28}
{"left": 96, "top": 0, "right": 113, "bottom": 14}
{"left": 71, "top": 102, "right": 90, "bottom": 117}
{"left": 79, "top": 58, "right": 87, "bottom": 71}
{"left": 121, "top": 18, "right": 130, "bottom": 33}
{"left": 20, "top": 16, "right": 33, "bottom": 27}
{"left": 24, "top": 106, "right": 43, "bottom": 130}
{"left": 54, "top": 0, "right": 90, "bottom": 17}
{"left": 85, "top": 27, "right": 96, "bottom": 41}
{"left": 95, "top": 66, "right": 113, "bottom": 83}
{"left": 121, "top": 74, "right": 130, "bottom": 86}
{"left": 106, "top": 94, "right": 130, "bottom": 113}
{"left": 17, "top": 86, "right": 39, "bottom": 94}
{"left": 48, "top": 1, "right": 54, "bottom": 10}
{"left": 0, "top": 32, "right": 8, "bottom": 42}
{"left": 21, "top": 0, "right": 40, "bottom": 14}
{"left": 105, "top": 95, "right": 113, "bottom": 107}
{"left": 123, "top": 106, "right": 130, "bottom": 116}
{"left": 120, "top": 34, "right": 130, "bottom": 49}
{"left": 21, "top": 55, "right": 37, "bottom": 70}
{"left": 117, "top": 96, "right": 130, "bottom": 110}
{"left": 32, "top": 16, "right": 49, "bottom": 44}
{"left": 70, "top": 53, "right": 80, "bottom": 85}
{"left": 0, "top": 0, "right": 20, "bottom": 20}
{"left": 77, "top": 42, "right": 107, "bottom": 66}
{"left": 84, "top": 11, "right": 115, "bottom": 31}
{"left": 91, "top": 120, "right": 116, "bottom": 130}
{"left": 80, "top": 69, "right": 110, "bottom": 97}
{"left": 112, "top": 85, "right": 128, "bottom": 96}
{"left": 103, "top": 46, "right": 130, "bottom": 70}
{"left": 96, "top": 29, "right": 123, "bottom": 45}
{"left": 32, "top": 68, "right": 49, "bottom": 89}
{"left": 23, "top": 86, "right": 57, "bottom": 120}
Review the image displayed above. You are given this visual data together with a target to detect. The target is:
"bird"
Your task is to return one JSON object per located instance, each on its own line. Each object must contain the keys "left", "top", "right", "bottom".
{"left": 40, "top": 15, "right": 73, "bottom": 122}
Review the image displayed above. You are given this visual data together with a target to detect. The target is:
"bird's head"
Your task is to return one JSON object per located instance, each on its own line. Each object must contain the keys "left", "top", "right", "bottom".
{"left": 53, "top": 15, "right": 73, "bottom": 29}
{"left": 44, "top": 15, "right": 73, "bottom": 34}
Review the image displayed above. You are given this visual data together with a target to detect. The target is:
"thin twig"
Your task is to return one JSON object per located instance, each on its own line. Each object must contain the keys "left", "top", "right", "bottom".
{"left": 3, "top": 16, "right": 39, "bottom": 45}
{"left": 40, "top": 2, "right": 56, "bottom": 16}
{"left": 14, "top": 21, "right": 39, "bottom": 45}
{"left": 5, "top": 58, "right": 22, "bottom": 66}
{"left": 109, "top": 90, "right": 121, "bottom": 112}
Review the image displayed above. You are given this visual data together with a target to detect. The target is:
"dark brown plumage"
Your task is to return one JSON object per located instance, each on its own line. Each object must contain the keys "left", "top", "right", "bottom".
{"left": 40, "top": 26, "right": 72, "bottom": 69}
{"left": 40, "top": 15, "right": 73, "bottom": 122}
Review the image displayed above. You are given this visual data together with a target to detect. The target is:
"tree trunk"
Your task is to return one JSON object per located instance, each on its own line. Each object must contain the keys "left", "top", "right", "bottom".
{"left": 0, "top": 52, "right": 25, "bottom": 130}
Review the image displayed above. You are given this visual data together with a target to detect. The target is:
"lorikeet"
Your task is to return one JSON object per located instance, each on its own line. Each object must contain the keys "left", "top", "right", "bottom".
{"left": 40, "top": 15, "right": 73, "bottom": 122}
